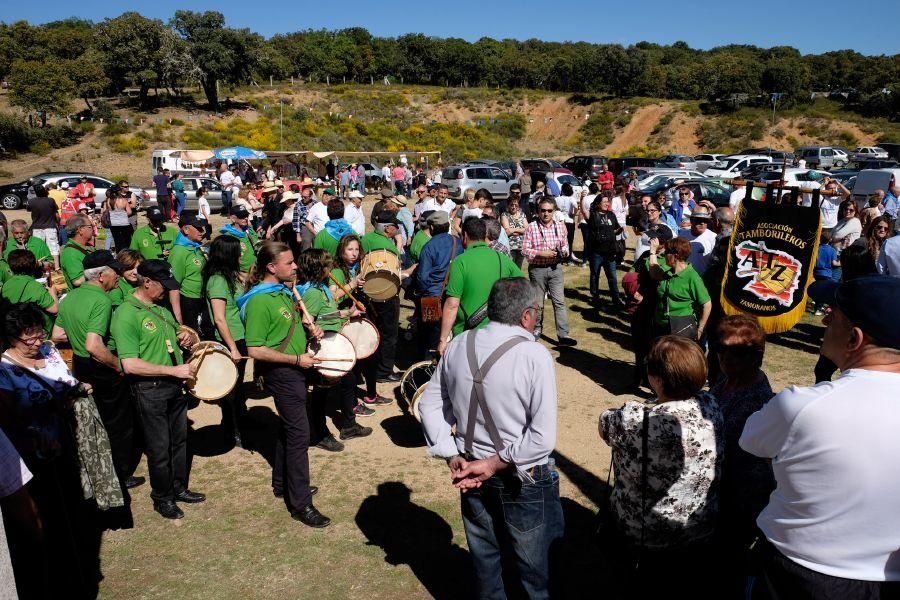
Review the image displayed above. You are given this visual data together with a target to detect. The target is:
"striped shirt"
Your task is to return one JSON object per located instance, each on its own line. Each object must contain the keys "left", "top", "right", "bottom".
{"left": 523, "top": 220, "right": 569, "bottom": 266}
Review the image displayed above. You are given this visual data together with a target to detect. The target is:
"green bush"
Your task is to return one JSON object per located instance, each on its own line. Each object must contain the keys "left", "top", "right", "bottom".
{"left": 0, "top": 112, "right": 82, "bottom": 153}
{"left": 697, "top": 109, "right": 767, "bottom": 153}
{"left": 93, "top": 100, "right": 115, "bottom": 121}
{"left": 101, "top": 120, "right": 133, "bottom": 137}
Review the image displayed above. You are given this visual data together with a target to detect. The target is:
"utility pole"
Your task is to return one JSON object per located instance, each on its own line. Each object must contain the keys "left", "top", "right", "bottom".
{"left": 771, "top": 92, "right": 783, "bottom": 127}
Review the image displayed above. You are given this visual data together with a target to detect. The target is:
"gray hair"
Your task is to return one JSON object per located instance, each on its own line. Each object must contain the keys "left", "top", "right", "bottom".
{"left": 10, "top": 219, "right": 27, "bottom": 232}
{"left": 83, "top": 266, "right": 110, "bottom": 281}
{"left": 714, "top": 207, "right": 734, "bottom": 226}
{"left": 66, "top": 214, "right": 90, "bottom": 235}
{"left": 482, "top": 217, "right": 501, "bottom": 242}
{"left": 487, "top": 278, "right": 540, "bottom": 325}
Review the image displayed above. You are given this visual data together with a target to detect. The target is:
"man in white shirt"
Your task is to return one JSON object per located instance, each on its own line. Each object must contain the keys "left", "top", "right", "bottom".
{"left": 219, "top": 166, "right": 235, "bottom": 214}
{"left": 345, "top": 190, "right": 366, "bottom": 235}
{"left": 306, "top": 187, "right": 332, "bottom": 234}
{"left": 741, "top": 275, "right": 900, "bottom": 597}
{"left": 729, "top": 179, "right": 749, "bottom": 211}
{"left": 381, "top": 163, "right": 392, "bottom": 186}
{"left": 678, "top": 206, "right": 717, "bottom": 275}
{"left": 423, "top": 183, "right": 456, "bottom": 215}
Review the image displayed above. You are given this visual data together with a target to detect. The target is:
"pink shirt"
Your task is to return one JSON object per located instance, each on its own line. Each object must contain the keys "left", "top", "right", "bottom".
{"left": 392, "top": 166, "right": 405, "bottom": 181}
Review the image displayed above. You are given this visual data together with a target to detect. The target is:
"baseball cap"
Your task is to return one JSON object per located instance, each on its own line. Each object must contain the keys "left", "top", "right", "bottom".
{"left": 811, "top": 275, "right": 900, "bottom": 351}
{"left": 323, "top": 187, "right": 335, "bottom": 196}
{"left": 374, "top": 212, "right": 401, "bottom": 226}
{"left": 349, "top": 190, "right": 364, "bottom": 199}
{"left": 138, "top": 259, "right": 179, "bottom": 291}
{"left": 230, "top": 205, "right": 250, "bottom": 219}
{"left": 146, "top": 206, "right": 165, "bottom": 222}
{"left": 82, "top": 250, "right": 123, "bottom": 271}
{"left": 178, "top": 214, "right": 204, "bottom": 229}
{"left": 426, "top": 211, "right": 449, "bottom": 226}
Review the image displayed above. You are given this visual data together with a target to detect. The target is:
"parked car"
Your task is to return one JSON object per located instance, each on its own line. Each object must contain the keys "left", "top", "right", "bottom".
{"left": 737, "top": 147, "right": 796, "bottom": 164}
{"left": 876, "top": 142, "right": 900, "bottom": 162}
{"left": 655, "top": 179, "right": 735, "bottom": 207}
{"left": 758, "top": 168, "right": 832, "bottom": 191}
{"left": 634, "top": 170, "right": 706, "bottom": 191}
{"left": 358, "top": 162, "right": 383, "bottom": 186}
{"left": 850, "top": 169, "right": 900, "bottom": 207}
{"left": 606, "top": 157, "right": 659, "bottom": 177}
{"left": 797, "top": 146, "right": 849, "bottom": 169}
{"left": 849, "top": 147, "right": 889, "bottom": 162}
{"left": 828, "top": 169, "right": 860, "bottom": 186}
{"left": 562, "top": 155, "right": 608, "bottom": 180}
{"left": 1, "top": 173, "right": 149, "bottom": 210}
{"left": 469, "top": 160, "right": 516, "bottom": 178}
{"left": 655, "top": 154, "right": 697, "bottom": 170}
{"left": 442, "top": 164, "right": 518, "bottom": 201}
{"left": 739, "top": 163, "right": 785, "bottom": 181}
{"left": 704, "top": 155, "right": 774, "bottom": 178}
{"left": 854, "top": 159, "right": 899, "bottom": 170}
{"left": 694, "top": 153, "right": 728, "bottom": 172}
{"left": 145, "top": 176, "right": 225, "bottom": 211}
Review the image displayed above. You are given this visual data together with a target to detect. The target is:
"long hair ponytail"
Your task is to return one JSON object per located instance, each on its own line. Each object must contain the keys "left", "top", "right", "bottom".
{"left": 250, "top": 240, "right": 291, "bottom": 286}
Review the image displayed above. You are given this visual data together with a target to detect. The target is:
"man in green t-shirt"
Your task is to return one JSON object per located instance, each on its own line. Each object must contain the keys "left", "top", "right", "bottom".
{"left": 408, "top": 214, "right": 432, "bottom": 263}
{"left": 4, "top": 219, "right": 53, "bottom": 269}
{"left": 52, "top": 250, "right": 140, "bottom": 488}
{"left": 360, "top": 213, "right": 401, "bottom": 256}
{"left": 130, "top": 207, "right": 177, "bottom": 261}
{"left": 0, "top": 258, "right": 12, "bottom": 285}
{"left": 219, "top": 205, "right": 260, "bottom": 276}
{"left": 110, "top": 259, "right": 203, "bottom": 520}
{"left": 244, "top": 241, "right": 329, "bottom": 528}
{"left": 0, "top": 249, "right": 59, "bottom": 330}
{"left": 312, "top": 199, "right": 355, "bottom": 257}
{"left": 439, "top": 217, "right": 523, "bottom": 355}
{"left": 60, "top": 213, "right": 95, "bottom": 288}
{"left": 169, "top": 214, "right": 208, "bottom": 334}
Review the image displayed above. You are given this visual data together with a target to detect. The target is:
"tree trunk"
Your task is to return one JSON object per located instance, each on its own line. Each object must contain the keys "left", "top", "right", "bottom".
{"left": 202, "top": 79, "right": 219, "bottom": 112}
{"left": 139, "top": 84, "right": 150, "bottom": 109}
{"left": 40, "top": 112, "right": 47, "bottom": 128}
{"left": 83, "top": 96, "right": 93, "bottom": 112}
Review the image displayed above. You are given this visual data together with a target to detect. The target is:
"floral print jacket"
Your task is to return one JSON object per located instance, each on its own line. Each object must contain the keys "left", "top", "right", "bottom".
{"left": 601, "top": 392, "right": 724, "bottom": 549}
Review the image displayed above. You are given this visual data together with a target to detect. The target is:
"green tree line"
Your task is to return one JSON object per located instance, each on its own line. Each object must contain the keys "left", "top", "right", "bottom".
{"left": 2, "top": 12, "right": 899, "bottom": 123}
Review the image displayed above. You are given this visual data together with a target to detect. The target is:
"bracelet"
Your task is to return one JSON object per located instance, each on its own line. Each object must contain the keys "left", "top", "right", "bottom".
{"left": 294, "top": 354, "right": 300, "bottom": 367}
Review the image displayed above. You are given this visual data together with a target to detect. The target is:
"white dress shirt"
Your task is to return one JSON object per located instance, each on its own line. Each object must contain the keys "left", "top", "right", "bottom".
{"left": 424, "top": 197, "right": 456, "bottom": 215}
{"left": 419, "top": 322, "right": 558, "bottom": 477}
{"left": 306, "top": 200, "right": 329, "bottom": 233}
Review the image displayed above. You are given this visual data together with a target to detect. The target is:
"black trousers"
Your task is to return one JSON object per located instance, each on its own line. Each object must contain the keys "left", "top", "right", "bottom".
{"left": 757, "top": 537, "right": 900, "bottom": 600}
{"left": 261, "top": 364, "right": 313, "bottom": 510}
{"left": 156, "top": 195, "right": 172, "bottom": 220}
{"left": 308, "top": 371, "right": 357, "bottom": 443}
{"left": 365, "top": 295, "right": 400, "bottom": 383}
{"left": 221, "top": 339, "right": 248, "bottom": 439}
{"left": 181, "top": 295, "right": 213, "bottom": 339}
{"left": 109, "top": 225, "right": 133, "bottom": 253}
{"left": 131, "top": 379, "right": 188, "bottom": 503}
{"left": 72, "top": 356, "right": 136, "bottom": 484}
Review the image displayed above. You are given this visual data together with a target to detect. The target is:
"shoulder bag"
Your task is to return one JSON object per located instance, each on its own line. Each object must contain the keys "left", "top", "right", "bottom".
{"left": 464, "top": 252, "right": 502, "bottom": 330}
{"left": 420, "top": 236, "right": 457, "bottom": 323}
{"left": 663, "top": 279, "right": 698, "bottom": 339}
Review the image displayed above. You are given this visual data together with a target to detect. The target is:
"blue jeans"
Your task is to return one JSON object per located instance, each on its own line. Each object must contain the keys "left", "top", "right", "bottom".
{"left": 588, "top": 252, "right": 622, "bottom": 304}
{"left": 221, "top": 190, "right": 232, "bottom": 215}
{"left": 461, "top": 464, "right": 563, "bottom": 599}
{"left": 175, "top": 191, "right": 187, "bottom": 216}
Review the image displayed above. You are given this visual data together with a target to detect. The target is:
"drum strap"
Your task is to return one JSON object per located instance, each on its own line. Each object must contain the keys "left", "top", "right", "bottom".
{"left": 463, "top": 330, "right": 525, "bottom": 455}
{"left": 124, "top": 297, "right": 180, "bottom": 366}
{"left": 276, "top": 311, "right": 298, "bottom": 354}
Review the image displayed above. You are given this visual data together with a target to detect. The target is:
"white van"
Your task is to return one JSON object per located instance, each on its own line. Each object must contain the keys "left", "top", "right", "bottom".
{"left": 850, "top": 168, "right": 900, "bottom": 207}
{"left": 704, "top": 155, "right": 773, "bottom": 178}
{"left": 151, "top": 149, "right": 205, "bottom": 178}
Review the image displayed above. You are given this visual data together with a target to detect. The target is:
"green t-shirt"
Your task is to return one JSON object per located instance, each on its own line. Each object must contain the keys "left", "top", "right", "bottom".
{"left": 110, "top": 296, "right": 183, "bottom": 366}
{"left": 243, "top": 290, "right": 307, "bottom": 355}
{"left": 56, "top": 283, "right": 114, "bottom": 358}
{"left": 130, "top": 224, "right": 178, "bottom": 261}
{"left": 312, "top": 229, "right": 341, "bottom": 257}
{"left": 446, "top": 242, "right": 523, "bottom": 335}
{"left": 329, "top": 266, "right": 356, "bottom": 309}
{"left": 0, "top": 260, "right": 11, "bottom": 285}
{"left": 222, "top": 229, "right": 260, "bottom": 273}
{"left": 60, "top": 240, "right": 93, "bottom": 288}
{"left": 361, "top": 230, "right": 399, "bottom": 255}
{"left": 653, "top": 263, "right": 711, "bottom": 326}
{"left": 169, "top": 244, "right": 206, "bottom": 299}
{"left": 0, "top": 275, "right": 54, "bottom": 310}
{"left": 108, "top": 278, "right": 135, "bottom": 308}
{"left": 4, "top": 236, "right": 52, "bottom": 263}
{"left": 302, "top": 285, "right": 343, "bottom": 333}
{"left": 409, "top": 230, "right": 431, "bottom": 263}
{"left": 205, "top": 274, "right": 244, "bottom": 342}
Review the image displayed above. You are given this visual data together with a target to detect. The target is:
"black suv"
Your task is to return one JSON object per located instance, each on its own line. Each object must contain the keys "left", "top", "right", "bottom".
{"left": 606, "top": 157, "right": 659, "bottom": 177}
{"left": 562, "top": 155, "right": 608, "bottom": 180}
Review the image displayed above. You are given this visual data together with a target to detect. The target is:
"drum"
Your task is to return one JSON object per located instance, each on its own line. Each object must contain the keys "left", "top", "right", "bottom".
{"left": 49, "top": 270, "right": 69, "bottom": 295}
{"left": 309, "top": 331, "right": 357, "bottom": 383}
{"left": 187, "top": 341, "right": 238, "bottom": 402}
{"left": 400, "top": 360, "right": 437, "bottom": 421}
{"left": 360, "top": 249, "right": 401, "bottom": 300}
{"left": 340, "top": 318, "right": 380, "bottom": 360}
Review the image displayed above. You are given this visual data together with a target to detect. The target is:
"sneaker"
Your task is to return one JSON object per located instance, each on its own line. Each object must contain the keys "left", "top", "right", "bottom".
{"left": 353, "top": 403, "right": 376, "bottom": 417}
{"left": 339, "top": 423, "right": 373, "bottom": 440}
{"left": 363, "top": 395, "right": 394, "bottom": 406}
{"left": 315, "top": 435, "right": 344, "bottom": 452}
{"left": 557, "top": 337, "right": 578, "bottom": 347}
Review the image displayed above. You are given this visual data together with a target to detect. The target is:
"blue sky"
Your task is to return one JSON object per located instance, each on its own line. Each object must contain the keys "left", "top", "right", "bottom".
{"left": 6, "top": 0, "right": 900, "bottom": 56}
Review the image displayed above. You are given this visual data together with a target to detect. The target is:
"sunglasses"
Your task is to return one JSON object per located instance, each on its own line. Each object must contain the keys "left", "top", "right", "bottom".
{"left": 875, "top": 226, "right": 890, "bottom": 231}
{"left": 539, "top": 208, "right": 555, "bottom": 213}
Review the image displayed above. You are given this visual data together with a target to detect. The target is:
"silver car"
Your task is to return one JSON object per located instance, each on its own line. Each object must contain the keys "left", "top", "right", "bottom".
{"left": 442, "top": 164, "right": 517, "bottom": 201}
{"left": 33, "top": 174, "right": 149, "bottom": 210}
{"left": 694, "top": 153, "right": 728, "bottom": 172}
{"left": 145, "top": 176, "right": 225, "bottom": 211}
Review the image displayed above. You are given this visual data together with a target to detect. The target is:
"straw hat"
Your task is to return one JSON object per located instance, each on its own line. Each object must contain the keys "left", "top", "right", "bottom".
{"left": 280, "top": 191, "right": 298, "bottom": 203}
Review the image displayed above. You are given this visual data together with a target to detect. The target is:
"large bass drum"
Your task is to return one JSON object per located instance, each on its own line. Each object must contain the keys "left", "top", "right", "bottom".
{"left": 360, "top": 249, "right": 401, "bottom": 300}
{"left": 340, "top": 317, "right": 380, "bottom": 360}
{"left": 399, "top": 360, "right": 437, "bottom": 421}
{"left": 187, "top": 341, "right": 239, "bottom": 402}
{"left": 309, "top": 331, "right": 357, "bottom": 384}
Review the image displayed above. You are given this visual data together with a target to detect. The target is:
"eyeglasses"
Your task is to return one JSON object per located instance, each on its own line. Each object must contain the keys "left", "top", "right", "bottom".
{"left": 647, "top": 208, "right": 660, "bottom": 214}
{"left": 15, "top": 332, "right": 46, "bottom": 346}
{"left": 538, "top": 208, "right": 554, "bottom": 213}
{"left": 875, "top": 226, "right": 890, "bottom": 231}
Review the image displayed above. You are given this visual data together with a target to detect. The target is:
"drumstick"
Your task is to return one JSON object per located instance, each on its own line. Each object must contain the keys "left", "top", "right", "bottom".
{"left": 327, "top": 271, "right": 366, "bottom": 312}
{"left": 309, "top": 357, "right": 355, "bottom": 362}
{"left": 290, "top": 282, "right": 315, "bottom": 324}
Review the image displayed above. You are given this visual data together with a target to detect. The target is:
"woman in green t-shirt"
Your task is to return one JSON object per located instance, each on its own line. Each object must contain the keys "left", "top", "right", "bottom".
{"left": 109, "top": 249, "right": 142, "bottom": 308}
{"left": 648, "top": 236, "right": 712, "bottom": 341}
{"left": 297, "top": 249, "right": 372, "bottom": 452}
{"left": 328, "top": 235, "right": 365, "bottom": 310}
{"left": 201, "top": 235, "right": 248, "bottom": 447}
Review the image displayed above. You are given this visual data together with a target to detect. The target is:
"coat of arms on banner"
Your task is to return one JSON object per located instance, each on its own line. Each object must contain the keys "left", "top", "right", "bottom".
{"left": 733, "top": 240, "right": 802, "bottom": 307}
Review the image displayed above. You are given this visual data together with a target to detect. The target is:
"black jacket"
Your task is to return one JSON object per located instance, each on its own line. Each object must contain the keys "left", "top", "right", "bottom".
{"left": 587, "top": 209, "right": 622, "bottom": 256}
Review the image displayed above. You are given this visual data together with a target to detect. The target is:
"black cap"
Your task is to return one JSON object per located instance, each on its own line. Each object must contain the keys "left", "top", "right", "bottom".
{"left": 82, "top": 250, "right": 123, "bottom": 271}
{"left": 138, "top": 259, "right": 179, "bottom": 291}
{"left": 509, "top": 183, "right": 521, "bottom": 191}
{"left": 178, "top": 214, "right": 204, "bottom": 229}
{"left": 815, "top": 276, "right": 900, "bottom": 351}
{"left": 146, "top": 206, "right": 165, "bottom": 222}
{"left": 419, "top": 210, "right": 436, "bottom": 224}
{"left": 230, "top": 205, "right": 250, "bottom": 218}
{"left": 374, "top": 211, "right": 401, "bottom": 226}
{"left": 645, "top": 223, "right": 674, "bottom": 243}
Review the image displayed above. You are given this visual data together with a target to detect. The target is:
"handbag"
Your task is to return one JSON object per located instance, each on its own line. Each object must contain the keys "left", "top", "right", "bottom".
{"left": 663, "top": 280, "right": 698, "bottom": 339}
{"left": 421, "top": 236, "right": 457, "bottom": 323}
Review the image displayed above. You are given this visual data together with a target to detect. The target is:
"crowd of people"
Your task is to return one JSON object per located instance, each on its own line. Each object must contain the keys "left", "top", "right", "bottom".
{"left": 0, "top": 159, "right": 899, "bottom": 600}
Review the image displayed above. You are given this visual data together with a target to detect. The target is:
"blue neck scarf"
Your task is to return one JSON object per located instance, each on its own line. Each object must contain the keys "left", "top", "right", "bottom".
{"left": 220, "top": 223, "right": 247, "bottom": 238}
{"left": 236, "top": 282, "right": 292, "bottom": 321}
{"left": 324, "top": 218, "right": 354, "bottom": 241}
{"left": 295, "top": 281, "right": 334, "bottom": 303}
{"left": 174, "top": 232, "right": 201, "bottom": 250}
